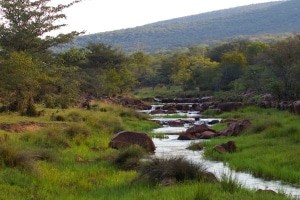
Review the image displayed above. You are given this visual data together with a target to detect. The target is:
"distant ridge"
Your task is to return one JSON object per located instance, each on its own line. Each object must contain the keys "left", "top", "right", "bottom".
{"left": 66, "top": 0, "right": 300, "bottom": 52}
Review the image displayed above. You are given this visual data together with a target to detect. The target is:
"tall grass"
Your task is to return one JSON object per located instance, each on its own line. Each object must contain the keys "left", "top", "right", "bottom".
{"left": 136, "top": 157, "right": 217, "bottom": 184}
{"left": 113, "top": 145, "right": 147, "bottom": 170}
{"left": 0, "top": 104, "right": 295, "bottom": 199}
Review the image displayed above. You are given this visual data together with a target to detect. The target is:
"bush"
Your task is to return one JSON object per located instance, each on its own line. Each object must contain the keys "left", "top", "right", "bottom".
{"left": 66, "top": 111, "right": 86, "bottom": 122}
{"left": 65, "top": 124, "right": 91, "bottom": 139}
{"left": 137, "top": 157, "right": 217, "bottom": 184}
{"left": 23, "top": 103, "right": 39, "bottom": 117}
{"left": 87, "top": 114, "right": 124, "bottom": 133}
{"left": 25, "top": 127, "right": 70, "bottom": 149}
{"left": 0, "top": 145, "right": 55, "bottom": 171}
{"left": 50, "top": 113, "right": 65, "bottom": 121}
{"left": 113, "top": 145, "right": 146, "bottom": 170}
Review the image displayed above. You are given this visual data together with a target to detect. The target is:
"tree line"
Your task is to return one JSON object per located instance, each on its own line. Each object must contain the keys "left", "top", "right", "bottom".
{"left": 0, "top": 0, "right": 299, "bottom": 116}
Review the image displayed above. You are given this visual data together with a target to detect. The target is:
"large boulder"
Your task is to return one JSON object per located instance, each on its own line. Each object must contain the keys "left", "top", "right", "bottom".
{"left": 198, "top": 131, "right": 217, "bottom": 139}
{"left": 219, "top": 120, "right": 251, "bottom": 136}
{"left": 186, "top": 124, "right": 216, "bottom": 135}
{"left": 109, "top": 131, "right": 155, "bottom": 152}
{"left": 293, "top": 101, "right": 300, "bottom": 115}
{"left": 178, "top": 124, "right": 216, "bottom": 140}
{"left": 217, "top": 102, "right": 243, "bottom": 112}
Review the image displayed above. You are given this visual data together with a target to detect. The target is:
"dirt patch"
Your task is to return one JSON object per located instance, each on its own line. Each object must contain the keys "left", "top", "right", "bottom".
{"left": 0, "top": 122, "right": 44, "bottom": 133}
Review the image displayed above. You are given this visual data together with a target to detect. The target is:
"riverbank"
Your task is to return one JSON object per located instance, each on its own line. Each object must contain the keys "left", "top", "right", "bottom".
{"left": 203, "top": 106, "right": 300, "bottom": 187}
{"left": 0, "top": 102, "right": 296, "bottom": 199}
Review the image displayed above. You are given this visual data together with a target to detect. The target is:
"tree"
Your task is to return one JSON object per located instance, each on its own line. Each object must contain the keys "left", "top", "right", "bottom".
{"left": 0, "top": 0, "right": 83, "bottom": 113}
{"left": 0, "top": 0, "right": 82, "bottom": 54}
{"left": 129, "top": 51, "right": 154, "bottom": 86}
{"left": 0, "top": 51, "right": 43, "bottom": 113}
{"left": 261, "top": 36, "right": 300, "bottom": 99}
{"left": 85, "top": 43, "right": 126, "bottom": 69}
{"left": 189, "top": 57, "right": 220, "bottom": 92}
{"left": 219, "top": 51, "right": 247, "bottom": 90}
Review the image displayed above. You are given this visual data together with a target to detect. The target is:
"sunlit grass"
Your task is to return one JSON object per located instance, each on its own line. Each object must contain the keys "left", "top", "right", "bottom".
{"left": 204, "top": 107, "right": 300, "bottom": 186}
{"left": 0, "top": 104, "right": 295, "bottom": 199}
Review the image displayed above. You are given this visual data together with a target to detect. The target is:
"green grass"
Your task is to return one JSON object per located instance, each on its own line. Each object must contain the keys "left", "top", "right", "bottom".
{"left": 204, "top": 106, "right": 300, "bottom": 187}
{"left": 0, "top": 104, "right": 296, "bottom": 199}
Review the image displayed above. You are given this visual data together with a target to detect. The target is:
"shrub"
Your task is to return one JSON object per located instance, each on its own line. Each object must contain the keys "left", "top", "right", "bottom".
{"left": 66, "top": 111, "right": 86, "bottom": 122}
{"left": 0, "top": 145, "right": 55, "bottom": 171}
{"left": 87, "top": 114, "right": 124, "bottom": 133}
{"left": 31, "top": 127, "right": 70, "bottom": 148}
{"left": 65, "top": 124, "right": 91, "bottom": 139}
{"left": 113, "top": 145, "right": 146, "bottom": 170}
{"left": 50, "top": 113, "right": 65, "bottom": 121}
{"left": 137, "top": 157, "right": 217, "bottom": 184}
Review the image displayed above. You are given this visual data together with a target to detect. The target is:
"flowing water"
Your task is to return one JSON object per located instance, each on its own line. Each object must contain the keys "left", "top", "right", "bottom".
{"left": 146, "top": 106, "right": 300, "bottom": 198}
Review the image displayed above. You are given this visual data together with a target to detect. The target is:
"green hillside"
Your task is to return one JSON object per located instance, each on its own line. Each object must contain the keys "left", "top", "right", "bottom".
{"left": 64, "top": 0, "right": 300, "bottom": 52}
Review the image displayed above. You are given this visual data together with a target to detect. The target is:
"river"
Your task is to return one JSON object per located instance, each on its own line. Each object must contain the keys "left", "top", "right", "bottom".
{"left": 144, "top": 107, "right": 300, "bottom": 199}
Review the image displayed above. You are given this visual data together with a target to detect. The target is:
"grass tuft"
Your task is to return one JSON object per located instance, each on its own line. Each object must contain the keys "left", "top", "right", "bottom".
{"left": 220, "top": 173, "right": 243, "bottom": 193}
{"left": 113, "top": 145, "right": 147, "bottom": 170}
{"left": 137, "top": 157, "right": 217, "bottom": 184}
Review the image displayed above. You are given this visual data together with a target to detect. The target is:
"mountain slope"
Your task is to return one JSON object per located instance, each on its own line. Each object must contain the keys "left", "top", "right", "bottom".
{"left": 70, "top": 0, "right": 300, "bottom": 52}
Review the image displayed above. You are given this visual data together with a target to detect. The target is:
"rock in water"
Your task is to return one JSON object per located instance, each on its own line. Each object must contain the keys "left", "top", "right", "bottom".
{"left": 178, "top": 124, "right": 217, "bottom": 140}
{"left": 109, "top": 131, "right": 156, "bottom": 152}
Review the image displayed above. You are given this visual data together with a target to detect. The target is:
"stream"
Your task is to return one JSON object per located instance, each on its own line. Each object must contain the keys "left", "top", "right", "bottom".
{"left": 143, "top": 106, "right": 300, "bottom": 198}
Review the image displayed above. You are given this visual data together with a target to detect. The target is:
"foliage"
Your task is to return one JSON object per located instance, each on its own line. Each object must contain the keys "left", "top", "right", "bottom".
{"left": 0, "top": 51, "right": 43, "bottom": 113}
{"left": 0, "top": 0, "right": 82, "bottom": 54}
{"left": 260, "top": 36, "right": 300, "bottom": 99}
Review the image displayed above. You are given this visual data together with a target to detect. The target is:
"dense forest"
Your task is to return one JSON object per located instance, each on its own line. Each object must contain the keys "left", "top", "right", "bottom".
{"left": 59, "top": 0, "right": 300, "bottom": 52}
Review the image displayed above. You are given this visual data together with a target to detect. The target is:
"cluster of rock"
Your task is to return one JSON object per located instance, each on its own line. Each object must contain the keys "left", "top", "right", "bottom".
{"left": 178, "top": 119, "right": 252, "bottom": 154}
{"left": 178, "top": 119, "right": 251, "bottom": 141}
{"left": 178, "top": 124, "right": 217, "bottom": 140}
{"left": 150, "top": 101, "right": 243, "bottom": 115}
{"left": 153, "top": 95, "right": 300, "bottom": 115}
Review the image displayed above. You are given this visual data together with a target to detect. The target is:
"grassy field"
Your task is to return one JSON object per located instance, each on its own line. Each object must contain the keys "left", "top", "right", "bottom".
{"left": 204, "top": 107, "right": 300, "bottom": 187}
{"left": 0, "top": 103, "right": 296, "bottom": 199}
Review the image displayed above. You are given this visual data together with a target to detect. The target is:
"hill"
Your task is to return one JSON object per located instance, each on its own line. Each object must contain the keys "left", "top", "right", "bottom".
{"left": 66, "top": 0, "right": 300, "bottom": 52}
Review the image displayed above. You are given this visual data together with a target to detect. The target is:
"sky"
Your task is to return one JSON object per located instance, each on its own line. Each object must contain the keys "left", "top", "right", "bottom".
{"left": 54, "top": 0, "right": 282, "bottom": 35}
